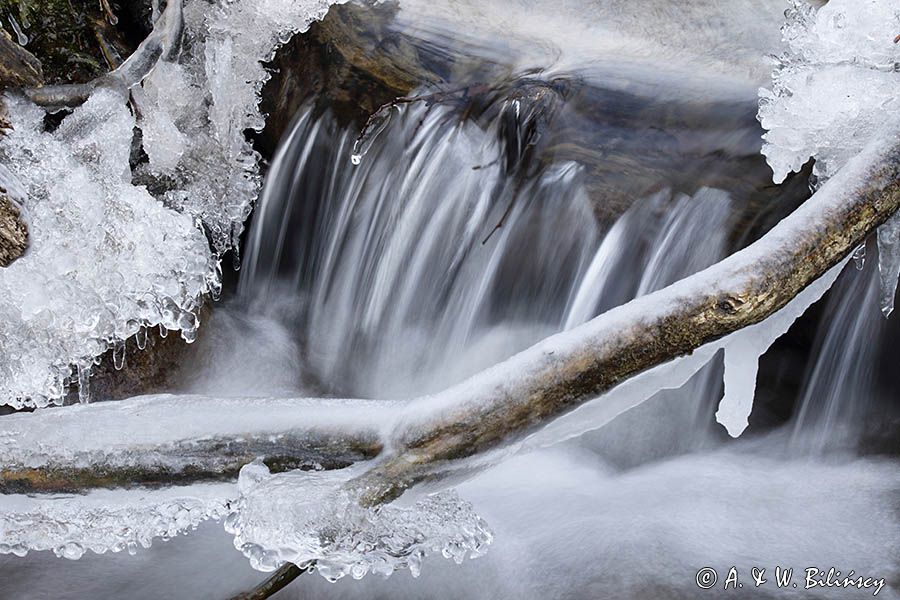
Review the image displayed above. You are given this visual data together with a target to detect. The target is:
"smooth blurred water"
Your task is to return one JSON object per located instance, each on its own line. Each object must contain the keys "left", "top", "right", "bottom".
{"left": 1, "top": 0, "right": 898, "bottom": 597}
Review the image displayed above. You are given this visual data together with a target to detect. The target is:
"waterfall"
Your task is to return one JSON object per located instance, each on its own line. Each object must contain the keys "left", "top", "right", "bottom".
{"left": 237, "top": 93, "right": 890, "bottom": 458}
{"left": 237, "top": 101, "right": 745, "bottom": 405}
{"left": 240, "top": 102, "right": 603, "bottom": 398}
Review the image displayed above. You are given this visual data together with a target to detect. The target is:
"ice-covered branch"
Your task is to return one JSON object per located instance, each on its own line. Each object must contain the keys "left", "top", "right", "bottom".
{"left": 21, "top": 0, "right": 183, "bottom": 108}
{"left": 4, "top": 136, "right": 898, "bottom": 503}
{"left": 0, "top": 395, "right": 391, "bottom": 493}
{"left": 224, "top": 133, "right": 900, "bottom": 595}
{"left": 346, "top": 134, "right": 900, "bottom": 507}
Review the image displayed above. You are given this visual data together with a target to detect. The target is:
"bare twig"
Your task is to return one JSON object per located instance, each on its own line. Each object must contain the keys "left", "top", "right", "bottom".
{"left": 228, "top": 563, "right": 312, "bottom": 600}
{"left": 22, "top": 0, "right": 183, "bottom": 108}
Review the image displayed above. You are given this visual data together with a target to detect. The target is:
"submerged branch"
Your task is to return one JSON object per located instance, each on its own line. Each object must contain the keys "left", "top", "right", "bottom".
{"left": 21, "top": 0, "right": 183, "bottom": 108}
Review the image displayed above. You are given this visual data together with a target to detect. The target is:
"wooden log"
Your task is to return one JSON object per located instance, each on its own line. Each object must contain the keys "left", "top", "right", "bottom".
{"left": 0, "top": 395, "right": 389, "bottom": 494}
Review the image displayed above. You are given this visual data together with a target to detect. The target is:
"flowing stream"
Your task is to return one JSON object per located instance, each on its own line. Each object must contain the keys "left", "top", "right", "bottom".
{"left": 1, "top": 0, "right": 898, "bottom": 597}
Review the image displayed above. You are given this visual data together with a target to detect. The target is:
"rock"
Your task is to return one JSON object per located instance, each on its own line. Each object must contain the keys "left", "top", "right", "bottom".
{"left": 64, "top": 300, "right": 213, "bottom": 404}
{"left": 0, "top": 29, "right": 42, "bottom": 87}
{"left": 0, "top": 31, "right": 39, "bottom": 268}
{"left": 0, "top": 194, "right": 27, "bottom": 267}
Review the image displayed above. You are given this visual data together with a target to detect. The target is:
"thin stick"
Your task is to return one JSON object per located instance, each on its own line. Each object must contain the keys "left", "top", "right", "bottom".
{"left": 229, "top": 563, "right": 311, "bottom": 600}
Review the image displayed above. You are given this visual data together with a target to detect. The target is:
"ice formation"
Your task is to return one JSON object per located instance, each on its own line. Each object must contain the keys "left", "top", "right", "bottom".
{"left": 758, "top": 0, "right": 900, "bottom": 185}
{"left": 226, "top": 461, "right": 493, "bottom": 580}
{"left": 877, "top": 211, "right": 900, "bottom": 317}
{"left": 759, "top": 0, "right": 900, "bottom": 316}
{"left": 0, "top": 483, "right": 233, "bottom": 559}
{"left": 0, "top": 91, "right": 215, "bottom": 407}
{"left": 0, "top": 0, "right": 344, "bottom": 406}
{"left": 0, "top": 394, "right": 395, "bottom": 474}
{"left": 715, "top": 258, "right": 847, "bottom": 437}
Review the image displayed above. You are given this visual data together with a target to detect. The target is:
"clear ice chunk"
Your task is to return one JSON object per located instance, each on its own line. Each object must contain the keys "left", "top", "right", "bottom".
{"left": 877, "top": 211, "right": 900, "bottom": 317}
{"left": 0, "top": 90, "right": 215, "bottom": 407}
{"left": 226, "top": 461, "right": 493, "bottom": 580}
{"left": 758, "top": 0, "right": 900, "bottom": 186}
{"left": 0, "top": 484, "right": 233, "bottom": 559}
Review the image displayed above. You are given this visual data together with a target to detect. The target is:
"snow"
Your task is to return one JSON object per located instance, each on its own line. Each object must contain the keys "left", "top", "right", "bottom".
{"left": 0, "top": 0, "right": 345, "bottom": 406}
{"left": 227, "top": 461, "right": 492, "bottom": 579}
{"left": 758, "top": 0, "right": 900, "bottom": 185}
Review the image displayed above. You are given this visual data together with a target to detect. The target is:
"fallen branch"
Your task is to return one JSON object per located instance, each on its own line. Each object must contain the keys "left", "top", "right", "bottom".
{"left": 21, "top": 0, "right": 183, "bottom": 108}
{"left": 0, "top": 395, "right": 390, "bottom": 493}
{"left": 240, "top": 135, "right": 900, "bottom": 596}
{"left": 3, "top": 137, "right": 898, "bottom": 499}
{"left": 350, "top": 134, "right": 900, "bottom": 505}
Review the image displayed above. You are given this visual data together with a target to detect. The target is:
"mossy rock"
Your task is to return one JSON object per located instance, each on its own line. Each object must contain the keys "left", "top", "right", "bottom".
{"left": 0, "top": 0, "right": 146, "bottom": 84}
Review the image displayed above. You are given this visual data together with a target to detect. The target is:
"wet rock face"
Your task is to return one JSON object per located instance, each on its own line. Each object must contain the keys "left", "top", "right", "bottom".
{"left": 1, "top": 0, "right": 140, "bottom": 84}
{"left": 0, "top": 29, "right": 42, "bottom": 87}
{"left": 0, "top": 194, "right": 27, "bottom": 267}
{"left": 0, "top": 29, "right": 39, "bottom": 268}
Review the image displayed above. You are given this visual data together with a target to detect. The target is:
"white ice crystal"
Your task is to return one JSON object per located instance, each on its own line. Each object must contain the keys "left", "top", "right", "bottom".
{"left": 0, "top": 91, "right": 215, "bottom": 407}
{"left": 0, "top": 0, "right": 345, "bottom": 405}
{"left": 134, "top": 0, "right": 349, "bottom": 256}
{"left": 226, "top": 461, "right": 493, "bottom": 580}
{"left": 0, "top": 483, "right": 233, "bottom": 559}
{"left": 758, "top": 0, "right": 900, "bottom": 185}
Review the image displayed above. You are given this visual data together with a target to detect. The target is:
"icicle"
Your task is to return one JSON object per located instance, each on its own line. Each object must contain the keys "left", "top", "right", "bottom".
{"left": 151, "top": 0, "right": 161, "bottom": 23}
{"left": 715, "top": 258, "right": 849, "bottom": 437}
{"left": 852, "top": 243, "right": 866, "bottom": 271}
{"left": 99, "top": 0, "right": 119, "bottom": 25}
{"left": 178, "top": 311, "right": 198, "bottom": 343}
{"left": 717, "top": 338, "right": 759, "bottom": 437}
{"left": 136, "top": 326, "right": 149, "bottom": 350}
{"left": 7, "top": 14, "right": 28, "bottom": 46}
{"left": 158, "top": 324, "right": 168, "bottom": 338}
{"left": 112, "top": 340, "right": 126, "bottom": 370}
{"left": 230, "top": 222, "right": 243, "bottom": 271}
{"left": 76, "top": 364, "right": 91, "bottom": 405}
{"left": 876, "top": 211, "right": 900, "bottom": 317}
{"left": 208, "top": 260, "right": 223, "bottom": 301}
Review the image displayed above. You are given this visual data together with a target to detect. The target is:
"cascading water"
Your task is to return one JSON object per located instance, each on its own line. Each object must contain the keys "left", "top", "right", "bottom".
{"left": 240, "top": 100, "right": 605, "bottom": 398}
{"left": 234, "top": 82, "right": 892, "bottom": 456}
{"left": 236, "top": 100, "right": 744, "bottom": 406}
{"left": 1, "top": 0, "right": 898, "bottom": 597}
